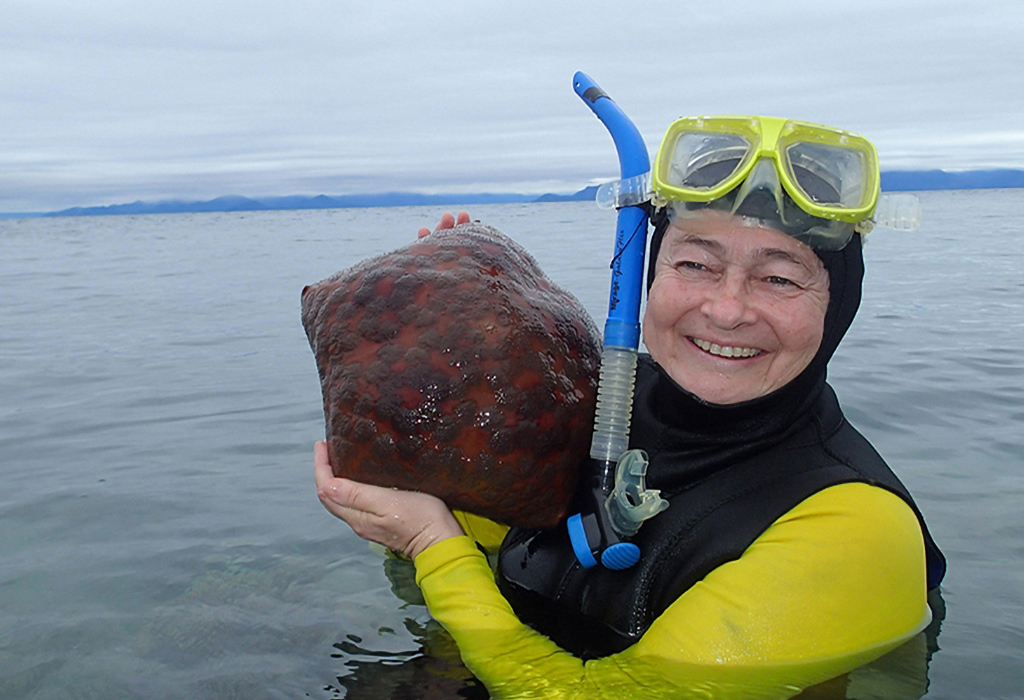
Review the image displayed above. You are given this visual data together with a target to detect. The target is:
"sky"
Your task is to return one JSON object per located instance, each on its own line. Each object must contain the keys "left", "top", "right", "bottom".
{"left": 3, "top": 0, "right": 1023, "bottom": 213}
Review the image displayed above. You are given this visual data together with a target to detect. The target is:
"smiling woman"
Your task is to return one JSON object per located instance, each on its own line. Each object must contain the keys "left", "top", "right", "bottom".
{"left": 315, "top": 114, "right": 947, "bottom": 699}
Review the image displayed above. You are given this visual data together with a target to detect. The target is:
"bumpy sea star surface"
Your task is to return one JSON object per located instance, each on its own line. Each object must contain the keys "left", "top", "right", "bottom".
{"left": 302, "top": 223, "right": 601, "bottom": 528}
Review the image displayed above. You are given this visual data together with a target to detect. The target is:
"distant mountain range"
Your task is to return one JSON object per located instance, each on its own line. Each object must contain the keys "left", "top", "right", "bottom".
{"left": 4, "top": 169, "right": 1022, "bottom": 218}
{"left": 38, "top": 189, "right": 598, "bottom": 218}
{"left": 880, "top": 168, "right": 1024, "bottom": 191}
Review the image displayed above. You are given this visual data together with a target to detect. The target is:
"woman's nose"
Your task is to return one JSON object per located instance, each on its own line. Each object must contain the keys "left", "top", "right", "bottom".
{"left": 701, "top": 272, "right": 756, "bottom": 329}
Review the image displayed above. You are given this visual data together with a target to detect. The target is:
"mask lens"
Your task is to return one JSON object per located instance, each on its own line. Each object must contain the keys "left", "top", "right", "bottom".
{"left": 786, "top": 141, "right": 869, "bottom": 209}
{"left": 666, "top": 132, "right": 752, "bottom": 190}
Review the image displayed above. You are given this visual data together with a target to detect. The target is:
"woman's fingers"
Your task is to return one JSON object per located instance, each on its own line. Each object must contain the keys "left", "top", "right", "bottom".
{"left": 312, "top": 441, "right": 464, "bottom": 558}
{"left": 329, "top": 478, "right": 455, "bottom": 556}
{"left": 314, "top": 441, "right": 332, "bottom": 483}
{"left": 317, "top": 474, "right": 390, "bottom": 536}
{"left": 314, "top": 441, "right": 363, "bottom": 518}
{"left": 328, "top": 476, "right": 389, "bottom": 516}
{"left": 417, "top": 210, "right": 471, "bottom": 239}
{"left": 325, "top": 480, "right": 390, "bottom": 537}
{"left": 436, "top": 211, "right": 456, "bottom": 230}
{"left": 315, "top": 440, "right": 392, "bottom": 515}
{"left": 314, "top": 441, "right": 346, "bottom": 512}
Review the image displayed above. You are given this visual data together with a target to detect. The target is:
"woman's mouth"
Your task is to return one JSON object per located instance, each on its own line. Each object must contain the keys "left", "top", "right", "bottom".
{"left": 690, "top": 337, "right": 763, "bottom": 359}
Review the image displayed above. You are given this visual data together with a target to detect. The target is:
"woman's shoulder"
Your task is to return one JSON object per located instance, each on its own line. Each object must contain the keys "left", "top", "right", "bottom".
{"left": 778, "top": 482, "right": 925, "bottom": 552}
{"left": 761, "top": 482, "right": 929, "bottom": 615}
{"left": 641, "top": 483, "right": 929, "bottom": 664}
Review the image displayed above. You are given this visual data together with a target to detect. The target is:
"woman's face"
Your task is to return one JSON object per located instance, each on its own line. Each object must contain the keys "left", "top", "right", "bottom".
{"left": 642, "top": 210, "right": 830, "bottom": 405}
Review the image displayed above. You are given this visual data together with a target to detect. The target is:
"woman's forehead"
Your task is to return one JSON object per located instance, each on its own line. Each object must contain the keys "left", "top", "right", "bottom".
{"left": 662, "top": 213, "right": 822, "bottom": 269}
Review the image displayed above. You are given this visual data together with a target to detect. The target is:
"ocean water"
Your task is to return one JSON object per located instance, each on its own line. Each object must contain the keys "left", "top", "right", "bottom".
{"left": 1, "top": 191, "right": 1022, "bottom": 699}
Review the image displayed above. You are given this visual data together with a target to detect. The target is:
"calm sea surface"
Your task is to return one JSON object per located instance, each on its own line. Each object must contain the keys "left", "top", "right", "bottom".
{"left": 1, "top": 192, "right": 1022, "bottom": 699}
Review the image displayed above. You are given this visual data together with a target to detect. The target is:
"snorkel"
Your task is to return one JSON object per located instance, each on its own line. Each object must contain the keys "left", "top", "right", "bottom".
{"left": 567, "top": 73, "right": 668, "bottom": 570}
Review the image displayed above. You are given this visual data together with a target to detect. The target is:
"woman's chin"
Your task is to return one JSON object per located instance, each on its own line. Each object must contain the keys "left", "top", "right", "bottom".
{"left": 688, "top": 384, "right": 761, "bottom": 406}
{"left": 662, "top": 357, "right": 773, "bottom": 405}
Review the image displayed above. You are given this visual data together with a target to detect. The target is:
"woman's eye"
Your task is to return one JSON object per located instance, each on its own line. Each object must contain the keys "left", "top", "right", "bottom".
{"left": 766, "top": 275, "right": 795, "bottom": 287}
{"left": 678, "top": 260, "right": 707, "bottom": 272}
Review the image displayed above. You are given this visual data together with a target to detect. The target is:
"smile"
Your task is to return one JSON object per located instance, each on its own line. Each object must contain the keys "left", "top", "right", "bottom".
{"left": 690, "top": 337, "right": 763, "bottom": 359}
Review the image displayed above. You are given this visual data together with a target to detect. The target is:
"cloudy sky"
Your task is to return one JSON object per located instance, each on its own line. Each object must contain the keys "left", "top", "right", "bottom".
{"left": 3, "top": 0, "right": 1022, "bottom": 212}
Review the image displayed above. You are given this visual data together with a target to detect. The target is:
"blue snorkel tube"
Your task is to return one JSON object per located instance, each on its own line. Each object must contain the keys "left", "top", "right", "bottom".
{"left": 566, "top": 73, "right": 668, "bottom": 570}
{"left": 573, "top": 72, "right": 649, "bottom": 352}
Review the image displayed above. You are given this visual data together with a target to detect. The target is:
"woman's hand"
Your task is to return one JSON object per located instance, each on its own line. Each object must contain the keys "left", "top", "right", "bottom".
{"left": 417, "top": 210, "right": 470, "bottom": 239}
{"left": 314, "top": 441, "right": 464, "bottom": 560}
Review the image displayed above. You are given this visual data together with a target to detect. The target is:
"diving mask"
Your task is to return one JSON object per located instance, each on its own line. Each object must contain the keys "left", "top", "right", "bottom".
{"left": 597, "top": 115, "right": 920, "bottom": 250}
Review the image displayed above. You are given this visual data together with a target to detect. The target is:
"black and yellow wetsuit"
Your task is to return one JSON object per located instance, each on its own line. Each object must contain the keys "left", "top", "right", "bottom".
{"left": 420, "top": 482, "right": 928, "bottom": 699}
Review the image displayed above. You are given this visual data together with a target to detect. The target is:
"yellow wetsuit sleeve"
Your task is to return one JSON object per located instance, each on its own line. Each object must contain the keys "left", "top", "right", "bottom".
{"left": 452, "top": 511, "right": 510, "bottom": 555}
{"left": 414, "top": 483, "right": 929, "bottom": 699}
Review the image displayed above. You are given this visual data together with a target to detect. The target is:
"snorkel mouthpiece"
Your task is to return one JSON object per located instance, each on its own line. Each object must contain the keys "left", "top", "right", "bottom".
{"left": 606, "top": 450, "right": 669, "bottom": 537}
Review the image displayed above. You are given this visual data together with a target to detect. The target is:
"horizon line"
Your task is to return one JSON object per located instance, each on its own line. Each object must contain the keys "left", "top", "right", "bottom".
{"left": 3, "top": 167, "right": 1024, "bottom": 219}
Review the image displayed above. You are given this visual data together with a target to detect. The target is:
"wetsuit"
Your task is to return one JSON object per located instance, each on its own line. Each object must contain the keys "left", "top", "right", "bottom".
{"left": 418, "top": 481, "right": 931, "bottom": 699}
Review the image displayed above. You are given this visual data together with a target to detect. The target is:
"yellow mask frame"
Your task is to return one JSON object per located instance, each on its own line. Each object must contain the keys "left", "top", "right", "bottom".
{"left": 651, "top": 115, "right": 881, "bottom": 225}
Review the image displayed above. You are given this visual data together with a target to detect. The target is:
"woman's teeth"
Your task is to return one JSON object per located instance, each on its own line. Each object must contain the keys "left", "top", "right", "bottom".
{"left": 691, "top": 338, "right": 762, "bottom": 358}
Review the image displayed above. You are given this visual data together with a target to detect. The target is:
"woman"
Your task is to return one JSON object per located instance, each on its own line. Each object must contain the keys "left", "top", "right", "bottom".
{"left": 315, "top": 116, "right": 945, "bottom": 698}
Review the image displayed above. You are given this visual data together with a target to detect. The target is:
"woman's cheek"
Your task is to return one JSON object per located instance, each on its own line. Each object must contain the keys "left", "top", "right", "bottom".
{"left": 641, "top": 285, "right": 683, "bottom": 362}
